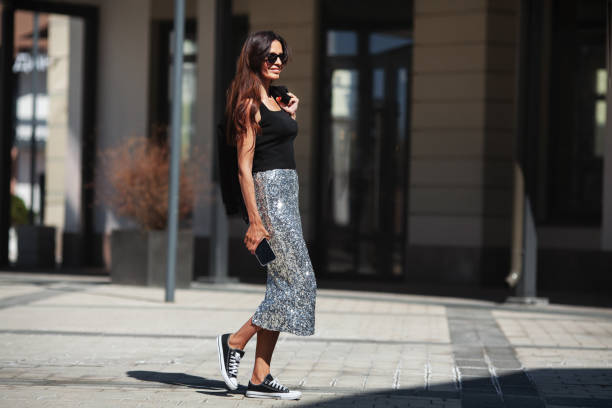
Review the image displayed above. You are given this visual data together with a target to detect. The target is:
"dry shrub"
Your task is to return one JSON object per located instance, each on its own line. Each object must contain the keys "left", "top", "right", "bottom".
{"left": 96, "top": 136, "right": 208, "bottom": 230}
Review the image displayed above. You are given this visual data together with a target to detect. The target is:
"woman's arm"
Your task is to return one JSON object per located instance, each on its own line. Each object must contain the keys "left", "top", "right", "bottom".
{"left": 237, "top": 100, "right": 269, "bottom": 254}
{"left": 237, "top": 123, "right": 261, "bottom": 226}
{"left": 277, "top": 91, "right": 299, "bottom": 120}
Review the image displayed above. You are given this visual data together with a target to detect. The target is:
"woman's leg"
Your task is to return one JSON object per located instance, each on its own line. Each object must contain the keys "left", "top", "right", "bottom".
{"left": 251, "top": 328, "right": 280, "bottom": 384}
{"left": 228, "top": 317, "right": 259, "bottom": 350}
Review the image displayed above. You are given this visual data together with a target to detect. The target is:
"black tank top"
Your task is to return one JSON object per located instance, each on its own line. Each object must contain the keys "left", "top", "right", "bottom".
{"left": 251, "top": 100, "right": 298, "bottom": 173}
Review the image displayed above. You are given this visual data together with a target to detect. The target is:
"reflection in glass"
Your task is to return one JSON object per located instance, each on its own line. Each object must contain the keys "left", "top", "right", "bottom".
{"left": 353, "top": 68, "right": 387, "bottom": 275}
{"left": 322, "top": 27, "right": 411, "bottom": 278}
{"left": 373, "top": 68, "right": 384, "bottom": 100}
{"left": 327, "top": 30, "right": 358, "bottom": 56}
{"left": 595, "top": 100, "right": 606, "bottom": 157}
{"left": 13, "top": 11, "right": 48, "bottom": 225}
{"left": 594, "top": 68, "right": 606, "bottom": 157}
{"left": 397, "top": 69, "right": 408, "bottom": 140}
{"left": 368, "top": 68, "right": 385, "bottom": 231}
{"left": 393, "top": 68, "right": 409, "bottom": 276}
{"left": 369, "top": 31, "right": 412, "bottom": 54}
{"left": 394, "top": 68, "right": 408, "bottom": 237}
{"left": 10, "top": 11, "right": 85, "bottom": 264}
{"left": 596, "top": 68, "right": 607, "bottom": 95}
{"left": 330, "top": 69, "right": 359, "bottom": 226}
{"left": 169, "top": 32, "right": 197, "bottom": 161}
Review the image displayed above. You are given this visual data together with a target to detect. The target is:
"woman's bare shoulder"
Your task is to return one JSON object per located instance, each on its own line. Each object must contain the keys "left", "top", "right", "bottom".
{"left": 244, "top": 98, "right": 261, "bottom": 124}
{"left": 237, "top": 97, "right": 260, "bottom": 124}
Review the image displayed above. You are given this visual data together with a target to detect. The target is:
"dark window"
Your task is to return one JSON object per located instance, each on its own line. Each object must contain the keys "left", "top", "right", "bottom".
{"left": 314, "top": 1, "right": 413, "bottom": 279}
{"left": 149, "top": 19, "right": 197, "bottom": 153}
{"left": 545, "top": 0, "right": 606, "bottom": 225}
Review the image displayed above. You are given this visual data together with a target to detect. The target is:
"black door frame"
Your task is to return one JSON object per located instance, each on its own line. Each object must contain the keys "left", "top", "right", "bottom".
{"left": 313, "top": 23, "right": 412, "bottom": 280}
{"left": 0, "top": 0, "right": 99, "bottom": 267}
{"left": 148, "top": 18, "right": 197, "bottom": 144}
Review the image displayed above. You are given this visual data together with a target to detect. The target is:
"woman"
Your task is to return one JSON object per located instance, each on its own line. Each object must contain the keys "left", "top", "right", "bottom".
{"left": 216, "top": 31, "right": 316, "bottom": 400}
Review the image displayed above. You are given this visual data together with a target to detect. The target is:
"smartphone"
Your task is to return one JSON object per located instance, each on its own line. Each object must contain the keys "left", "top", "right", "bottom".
{"left": 271, "top": 85, "right": 292, "bottom": 105}
{"left": 255, "top": 238, "right": 276, "bottom": 266}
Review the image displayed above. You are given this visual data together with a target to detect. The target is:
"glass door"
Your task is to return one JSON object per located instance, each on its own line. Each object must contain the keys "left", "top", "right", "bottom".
{"left": 1, "top": 3, "right": 97, "bottom": 268}
{"left": 150, "top": 19, "right": 197, "bottom": 160}
{"left": 318, "top": 29, "right": 411, "bottom": 279}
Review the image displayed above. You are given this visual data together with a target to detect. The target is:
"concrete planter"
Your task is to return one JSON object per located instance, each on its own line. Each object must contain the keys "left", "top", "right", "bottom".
{"left": 110, "top": 229, "right": 193, "bottom": 288}
{"left": 16, "top": 225, "right": 57, "bottom": 268}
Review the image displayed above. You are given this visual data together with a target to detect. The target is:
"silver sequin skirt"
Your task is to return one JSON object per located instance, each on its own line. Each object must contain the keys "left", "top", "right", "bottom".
{"left": 250, "top": 168, "right": 316, "bottom": 336}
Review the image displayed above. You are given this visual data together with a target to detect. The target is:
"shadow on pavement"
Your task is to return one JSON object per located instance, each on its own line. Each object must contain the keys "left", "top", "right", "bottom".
{"left": 317, "top": 279, "right": 612, "bottom": 309}
{"left": 126, "top": 368, "right": 612, "bottom": 407}
{"left": 126, "top": 370, "right": 246, "bottom": 397}
{"left": 299, "top": 368, "right": 612, "bottom": 408}
{"left": 237, "top": 272, "right": 612, "bottom": 309}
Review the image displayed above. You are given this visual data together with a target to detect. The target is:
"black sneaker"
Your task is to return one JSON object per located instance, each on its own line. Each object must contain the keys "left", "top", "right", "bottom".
{"left": 216, "top": 333, "right": 244, "bottom": 390}
{"left": 245, "top": 374, "right": 302, "bottom": 400}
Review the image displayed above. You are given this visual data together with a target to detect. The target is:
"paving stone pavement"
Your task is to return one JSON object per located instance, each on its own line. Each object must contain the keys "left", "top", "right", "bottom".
{"left": 0, "top": 272, "right": 611, "bottom": 407}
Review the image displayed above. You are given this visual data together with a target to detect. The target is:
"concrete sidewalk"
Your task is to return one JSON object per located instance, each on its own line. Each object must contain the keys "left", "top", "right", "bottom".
{"left": 0, "top": 272, "right": 611, "bottom": 407}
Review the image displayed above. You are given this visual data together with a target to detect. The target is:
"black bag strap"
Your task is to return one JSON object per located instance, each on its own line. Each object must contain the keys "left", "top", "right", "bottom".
{"left": 216, "top": 117, "right": 248, "bottom": 224}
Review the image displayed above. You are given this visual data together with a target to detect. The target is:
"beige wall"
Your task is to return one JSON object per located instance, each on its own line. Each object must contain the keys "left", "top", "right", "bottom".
{"left": 409, "top": 0, "right": 518, "bottom": 247}
{"left": 44, "top": 14, "right": 85, "bottom": 263}
{"left": 91, "top": 0, "right": 152, "bottom": 234}
{"left": 46, "top": 0, "right": 154, "bottom": 235}
{"left": 231, "top": 0, "right": 318, "bottom": 239}
{"left": 45, "top": 15, "right": 69, "bottom": 235}
{"left": 151, "top": 0, "right": 197, "bottom": 19}
{"left": 44, "top": 15, "right": 71, "bottom": 262}
{"left": 193, "top": 0, "right": 216, "bottom": 236}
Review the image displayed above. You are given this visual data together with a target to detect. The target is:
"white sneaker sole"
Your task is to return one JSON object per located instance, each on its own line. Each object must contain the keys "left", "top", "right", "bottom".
{"left": 245, "top": 390, "right": 302, "bottom": 400}
{"left": 216, "top": 334, "right": 238, "bottom": 391}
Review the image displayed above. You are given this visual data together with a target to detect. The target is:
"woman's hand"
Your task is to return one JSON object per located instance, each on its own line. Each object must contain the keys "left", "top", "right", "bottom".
{"left": 244, "top": 222, "right": 271, "bottom": 254}
{"left": 276, "top": 91, "right": 299, "bottom": 119}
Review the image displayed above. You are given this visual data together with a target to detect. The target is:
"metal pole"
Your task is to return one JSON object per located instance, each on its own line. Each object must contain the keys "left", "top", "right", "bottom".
{"left": 29, "top": 12, "right": 39, "bottom": 224}
{"left": 505, "top": 0, "right": 547, "bottom": 305}
{"left": 506, "top": 163, "right": 525, "bottom": 288}
{"left": 166, "top": 0, "right": 185, "bottom": 302}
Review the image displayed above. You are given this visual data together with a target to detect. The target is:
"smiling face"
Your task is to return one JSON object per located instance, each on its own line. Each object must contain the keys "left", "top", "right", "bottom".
{"left": 260, "top": 40, "right": 284, "bottom": 82}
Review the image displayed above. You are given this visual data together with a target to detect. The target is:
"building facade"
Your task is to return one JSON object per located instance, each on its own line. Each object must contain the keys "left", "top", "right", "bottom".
{"left": 1, "top": 0, "right": 611, "bottom": 295}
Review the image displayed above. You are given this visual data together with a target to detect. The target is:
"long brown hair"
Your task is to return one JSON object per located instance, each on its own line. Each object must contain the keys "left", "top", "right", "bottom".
{"left": 225, "top": 31, "right": 291, "bottom": 149}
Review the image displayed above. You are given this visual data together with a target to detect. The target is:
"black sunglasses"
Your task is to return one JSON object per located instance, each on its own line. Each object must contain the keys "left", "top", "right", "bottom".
{"left": 265, "top": 52, "right": 288, "bottom": 65}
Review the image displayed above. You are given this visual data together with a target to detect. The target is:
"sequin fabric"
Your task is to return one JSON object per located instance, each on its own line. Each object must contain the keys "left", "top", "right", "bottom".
{"left": 251, "top": 168, "right": 316, "bottom": 336}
